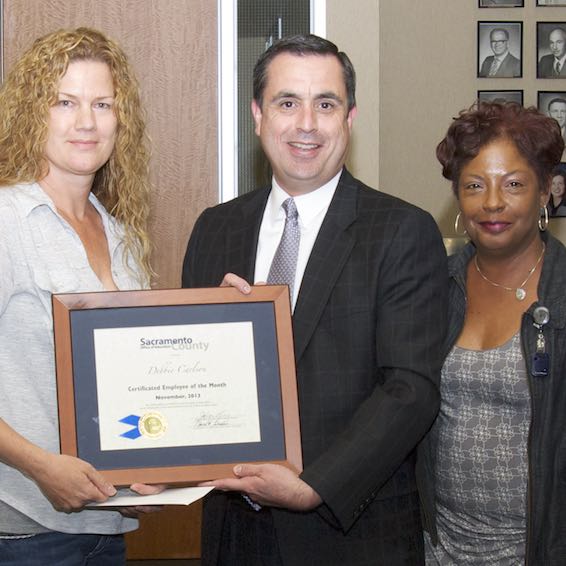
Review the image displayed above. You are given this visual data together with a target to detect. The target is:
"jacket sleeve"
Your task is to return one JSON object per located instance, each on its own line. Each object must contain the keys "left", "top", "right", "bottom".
{"left": 181, "top": 208, "right": 213, "bottom": 288}
{"left": 300, "top": 209, "right": 448, "bottom": 532}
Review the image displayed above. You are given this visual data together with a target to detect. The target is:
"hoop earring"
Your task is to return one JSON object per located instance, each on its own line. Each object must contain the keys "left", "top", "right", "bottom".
{"left": 454, "top": 212, "right": 467, "bottom": 235}
{"left": 539, "top": 206, "right": 549, "bottom": 232}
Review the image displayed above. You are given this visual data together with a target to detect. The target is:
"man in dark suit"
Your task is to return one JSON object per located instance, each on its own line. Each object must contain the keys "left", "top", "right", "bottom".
{"left": 538, "top": 28, "right": 566, "bottom": 78}
{"left": 479, "top": 28, "right": 521, "bottom": 77}
{"left": 182, "top": 34, "right": 448, "bottom": 565}
{"left": 548, "top": 97, "right": 566, "bottom": 144}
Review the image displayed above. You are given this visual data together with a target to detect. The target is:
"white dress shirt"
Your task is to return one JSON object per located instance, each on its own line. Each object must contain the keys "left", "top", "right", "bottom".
{"left": 254, "top": 170, "right": 341, "bottom": 310}
{"left": 554, "top": 53, "right": 566, "bottom": 74}
{"left": 489, "top": 52, "right": 507, "bottom": 75}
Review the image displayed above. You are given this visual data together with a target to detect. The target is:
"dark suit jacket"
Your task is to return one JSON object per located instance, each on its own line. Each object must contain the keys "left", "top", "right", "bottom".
{"left": 479, "top": 52, "right": 521, "bottom": 77}
{"left": 538, "top": 54, "right": 566, "bottom": 78}
{"left": 182, "top": 169, "right": 448, "bottom": 565}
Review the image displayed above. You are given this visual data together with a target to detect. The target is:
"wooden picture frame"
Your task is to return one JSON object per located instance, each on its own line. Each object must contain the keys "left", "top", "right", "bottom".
{"left": 52, "top": 285, "right": 302, "bottom": 485}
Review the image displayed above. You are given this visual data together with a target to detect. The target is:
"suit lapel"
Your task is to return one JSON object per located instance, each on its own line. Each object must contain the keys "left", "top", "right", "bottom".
{"left": 226, "top": 188, "right": 270, "bottom": 281}
{"left": 292, "top": 170, "right": 358, "bottom": 362}
{"left": 502, "top": 53, "right": 509, "bottom": 76}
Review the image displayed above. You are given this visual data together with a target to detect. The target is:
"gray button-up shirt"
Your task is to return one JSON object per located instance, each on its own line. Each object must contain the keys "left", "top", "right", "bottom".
{"left": 0, "top": 182, "right": 143, "bottom": 534}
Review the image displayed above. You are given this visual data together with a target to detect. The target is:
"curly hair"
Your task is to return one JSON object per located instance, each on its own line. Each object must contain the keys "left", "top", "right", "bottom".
{"left": 0, "top": 27, "right": 152, "bottom": 283}
{"left": 437, "top": 101, "right": 564, "bottom": 196}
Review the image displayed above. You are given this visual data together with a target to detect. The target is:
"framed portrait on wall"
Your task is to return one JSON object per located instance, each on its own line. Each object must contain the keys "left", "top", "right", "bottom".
{"left": 537, "top": 22, "right": 566, "bottom": 78}
{"left": 478, "top": 90, "right": 523, "bottom": 104}
{"left": 478, "top": 21, "right": 522, "bottom": 78}
{"left": 537, "top": 1, "right": 566, "bottom": 6}
{"left": 538, "top": 91, "right": 566, "bottom": 146}
{"left": 547, "top": 163, "right": 566, "bottom": 218}
{"left": 479, "top": 0, "right": 524, "bottom": 6}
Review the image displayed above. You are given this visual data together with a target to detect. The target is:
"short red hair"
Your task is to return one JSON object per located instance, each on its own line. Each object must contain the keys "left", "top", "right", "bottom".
{"left": 437, "top": 101, "right": 564, "bottom": 195}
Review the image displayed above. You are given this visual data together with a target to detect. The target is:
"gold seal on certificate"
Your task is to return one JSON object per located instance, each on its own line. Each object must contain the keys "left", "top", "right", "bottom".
{"left": 139, "top": 412, "right": 167, "bottom": 439}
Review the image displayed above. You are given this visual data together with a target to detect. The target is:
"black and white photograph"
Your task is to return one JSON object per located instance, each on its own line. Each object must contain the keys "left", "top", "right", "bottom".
{"left": 538, "top": 90, "right": 566, "bottom": 141}
{"left": 478, "top": 21, "right": 522, "bottom": 78}
{"left": 547, "top": 163, "right": 566, "bottom": 217}
{"left": 538, "top": 91, "right": 566, "bottom": 162}
{"left": 478, "top": 90, "right": 523, "bottom": 104}
{"left": 479, "top": 0, "right": 524, "bottom": 7}
{"left": 537, "top": 22, "right": 566, "bottom": 78}
{"left": 537, "top": 1, "right": 566, "bottom": 6}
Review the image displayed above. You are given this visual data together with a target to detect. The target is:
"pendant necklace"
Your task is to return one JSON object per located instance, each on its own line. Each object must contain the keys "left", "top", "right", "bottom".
{"left": 474, "top": 243, "right": 546, "bottom": 301}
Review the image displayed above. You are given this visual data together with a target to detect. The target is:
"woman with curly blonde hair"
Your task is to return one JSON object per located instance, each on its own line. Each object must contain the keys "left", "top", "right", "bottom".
{"left": 0, "top": 26, "right": 152, "bottom": 279}
{"left": 0, "top": 28, "right": 157, "bottom": 565}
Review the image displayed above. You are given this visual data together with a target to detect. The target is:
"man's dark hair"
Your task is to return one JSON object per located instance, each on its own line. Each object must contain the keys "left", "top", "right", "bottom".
{"left": 252, "top": 34, "right": 356, "bottom": 112}
{"left": 548, "top": 97, "right": 566, "bottom": 111}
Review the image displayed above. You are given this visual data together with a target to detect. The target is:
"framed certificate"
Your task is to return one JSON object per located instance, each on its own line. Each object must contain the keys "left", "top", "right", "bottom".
{"left": 52, "top": 286, "right": 301, "bottom": 486}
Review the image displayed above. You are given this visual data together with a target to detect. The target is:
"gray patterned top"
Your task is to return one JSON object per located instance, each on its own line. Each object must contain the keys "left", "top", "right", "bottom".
{"left": 425, "top": 333, "right": 530, "bottom": 565}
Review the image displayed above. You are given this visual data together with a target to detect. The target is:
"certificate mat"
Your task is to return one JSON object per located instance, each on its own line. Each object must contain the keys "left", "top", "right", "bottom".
{"left": 94, "top": 321, "right": 261, "bottom": 451}
{"left": 52, "top": 286, "right": 301, "bottom": 485}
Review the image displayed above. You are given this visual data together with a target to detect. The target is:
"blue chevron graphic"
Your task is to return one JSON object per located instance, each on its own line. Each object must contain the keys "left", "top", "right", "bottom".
{"left": 119, "top": 414, "right": 141, "bottom": 439}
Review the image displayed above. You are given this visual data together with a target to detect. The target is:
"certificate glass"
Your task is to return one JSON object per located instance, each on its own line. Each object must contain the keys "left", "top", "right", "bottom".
{"left": 52, "top": 286, "right": 302, "bottom": 485}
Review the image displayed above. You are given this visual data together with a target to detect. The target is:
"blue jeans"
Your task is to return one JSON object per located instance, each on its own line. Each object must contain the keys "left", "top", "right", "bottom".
{"left": 0, "top": 532, "right": 125, "bottom": 565}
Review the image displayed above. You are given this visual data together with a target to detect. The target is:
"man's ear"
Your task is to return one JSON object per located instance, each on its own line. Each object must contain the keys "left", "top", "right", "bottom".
{"left": 251, "top": 99, "right": 262, "bottom": 136}
{"left": 347, "top": 105, "right": 357, "bottom": 130}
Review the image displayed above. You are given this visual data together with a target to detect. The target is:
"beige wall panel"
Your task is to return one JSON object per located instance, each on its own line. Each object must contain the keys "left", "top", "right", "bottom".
{"left": 379, "top": 1, "right": 477, "bottom": 234}
{"left": 378, "top": 1, "right": 566, "bottom": 243}
{"left": 327, "top": 0, "right": 380, "bottom": 190}
{"left": 328, "top": 1, "right": 566, "bottom": 243}
{"left": 4, "top": 0, "right": 218, "bottom": 288}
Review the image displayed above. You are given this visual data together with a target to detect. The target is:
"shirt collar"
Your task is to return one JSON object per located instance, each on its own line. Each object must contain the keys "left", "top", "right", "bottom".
{"left": 269, "top": 169, "right": 341, "bottom": 226}
{"left": 9, "top": 181, "right": 108, "bottom": 219}
{"left": 494, "top": 51, "right": 508, "bottom": 63}
{"left": 9, "top": 181, "right": 121, "bottom": 244}
{"left": 7, "top": 182, "right": 55, "bottom": 217}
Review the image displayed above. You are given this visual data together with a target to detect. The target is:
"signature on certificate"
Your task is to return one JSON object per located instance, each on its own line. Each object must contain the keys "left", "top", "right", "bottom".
{"left": 193, "top": 411, "right": 239, "bottom": 429}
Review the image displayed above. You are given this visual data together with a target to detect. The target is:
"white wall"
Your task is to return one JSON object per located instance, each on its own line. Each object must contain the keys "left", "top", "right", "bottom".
{"left": 327, "top": 0, "right": 380, "bottom": 190}
{"left": 328, "top": 0, "right": 566, "bottom": 242}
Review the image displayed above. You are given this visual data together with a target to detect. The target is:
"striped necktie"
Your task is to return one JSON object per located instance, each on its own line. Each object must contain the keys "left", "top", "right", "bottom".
{"left": 488, "top": 58, "right": 500, "bottom": 76}
{"left": 267, "top": 197, "right": 300, "bottom": 298}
